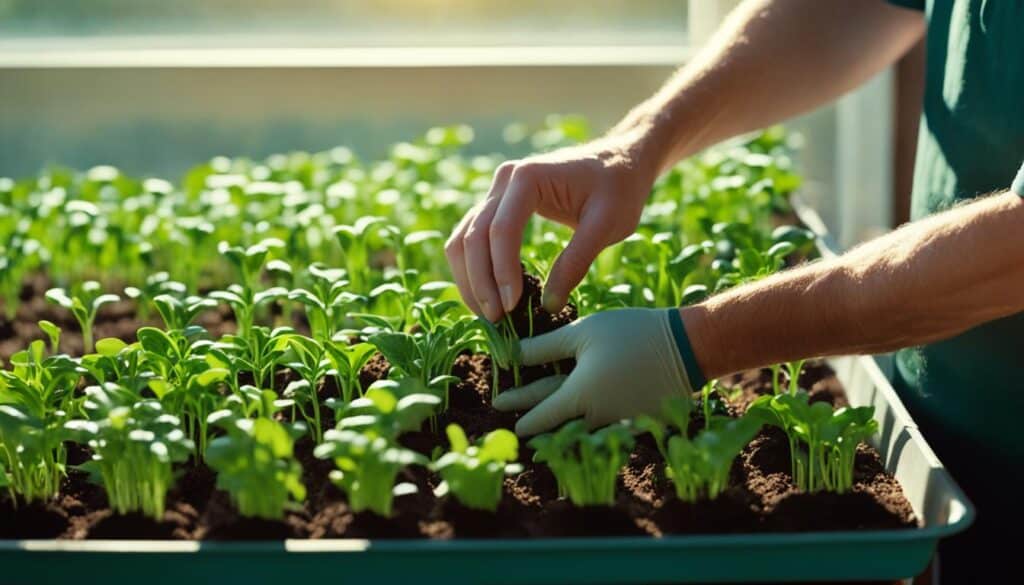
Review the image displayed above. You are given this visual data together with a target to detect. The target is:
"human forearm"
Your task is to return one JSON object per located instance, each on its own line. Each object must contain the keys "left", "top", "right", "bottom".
{"left": 611, "top": 0, "right": 924, "bottom": 175}
{"left": 683, "top": 192, "right": 1024, "bottom": 379}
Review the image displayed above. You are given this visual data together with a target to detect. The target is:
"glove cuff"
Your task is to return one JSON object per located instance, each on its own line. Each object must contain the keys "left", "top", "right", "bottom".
{"left": 666, "top": 308, "right": 707, "bottom": 389}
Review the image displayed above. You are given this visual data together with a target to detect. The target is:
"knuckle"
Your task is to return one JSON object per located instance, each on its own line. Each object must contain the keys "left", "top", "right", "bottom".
{"left": 557, "top": 249, "right": 588, "bottom": 276}
{"left": 495, "top": 161, "right": 517, "bottom": 179}
{"left": 510, "top": 161, "right": 542, "bottom": 184}
{"left": 443, "top": 235, "right": 463, "bottom": 258}
{"left": 488, "top": 218, "right": 511, "bottom": 241}
{"left": 463, "top": 225, "right": 488, "bottom": 247}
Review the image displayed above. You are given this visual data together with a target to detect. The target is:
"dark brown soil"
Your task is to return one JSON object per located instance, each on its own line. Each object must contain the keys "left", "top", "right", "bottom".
{"left": 491, "top": 270, "right": 577, "bottom": 392}
{"left": 0, "top": 277, "right": 918, "bottom": 547}
{"left": 506, "top": 270, "right": 577, "bottom": 338}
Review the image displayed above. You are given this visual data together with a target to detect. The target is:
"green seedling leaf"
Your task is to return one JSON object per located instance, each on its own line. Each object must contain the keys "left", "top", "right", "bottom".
{"left": 95, "top": 337, "right": 127, "bottom": 357}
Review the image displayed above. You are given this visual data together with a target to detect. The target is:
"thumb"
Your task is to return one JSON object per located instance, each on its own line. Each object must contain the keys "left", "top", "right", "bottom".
{"left": 542, "top": 210, "right": 608, "bottom": 313}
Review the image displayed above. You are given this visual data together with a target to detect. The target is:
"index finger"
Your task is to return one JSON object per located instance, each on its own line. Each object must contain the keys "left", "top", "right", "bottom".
{"left": 489, "top": 165, "right": 540, "bottom": 312}
{"left": 444, "top": 206, "right": 484, "bottom": 316}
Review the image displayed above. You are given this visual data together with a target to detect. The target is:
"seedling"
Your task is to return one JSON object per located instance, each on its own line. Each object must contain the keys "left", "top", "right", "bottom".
{"left": 333, "top": 216, "right": 388, "bottom": 294}
{"left": 747, "top": 391, "right": 877, "bottom": 493}
{"left": 289, "top": 263, "right": 365, "bottom": 341}
{"left": 151, "top": 293, "right": 217, "bottom": 332}
{"left": 530, "top": 421, "right": 634, "bottom": 507}
{"left": 205, "top": 410, "right": 307, "bottom": 520}
{"left": 138, "top": 327, "right": 227, "bottom": 458}
{"left": 209, "top": 284, "right": 287, "bottom": 340}
{"left": 477, "top": 317, "right": 522, "bottom": 399}
{"left": 324, "top": 340, "right": 376, "bottom": 403}
{"left": 124, "top": 272, "right": 188, "bottom": 319}
{"left": 368, "top": 312, "right": 477, "bottom": 410}
{"left": 0, "top": 339, "right": 80, "bottom": 501}
{"left": 0, "top": 404, "right": 65, "bottom": 503}
{"left": 433, "top": 424, "right": 522, "bottom": 511}
{"left": 44, "top": 281, "right": 119, "bottom": 354}
{"left": 276, "top": 334, "right": 331, "bottom": 443}
{"left": 637, "top": 396, "right": 761, "bottom": 502}
{"left": 64, "top": 383, "right": 194, "bottom": 520}
{"left": 218, "top": 238, "right": 285, "bottom": 291}
{"left": 771, "top": 359, "right": 807, "bottom": 396}
{"left": 1, "top": 338, "right": 81, "bottom": 419}
{"left": 208, "top": 326, "right": 295, "bottom": 396}
{"left": 314, "top": 384, "right": 437, "bottom": 516}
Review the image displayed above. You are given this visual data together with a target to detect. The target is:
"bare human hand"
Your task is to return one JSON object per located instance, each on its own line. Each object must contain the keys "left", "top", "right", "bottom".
{"left": 445, "top": 138, "right": 658, "bottom": 321}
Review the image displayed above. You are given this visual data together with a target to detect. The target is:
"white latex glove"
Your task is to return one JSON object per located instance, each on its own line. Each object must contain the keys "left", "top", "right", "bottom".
{"left": 492, "top": 308, "right": 704, "bottom": 437}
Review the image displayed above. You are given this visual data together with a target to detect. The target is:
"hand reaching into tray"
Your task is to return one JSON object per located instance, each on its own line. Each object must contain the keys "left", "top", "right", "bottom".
{"left": 444, "top": 137, "right": 658, "bottom": 323}
{"left": 492, "top": 307, "right": 703, "bottom": 436}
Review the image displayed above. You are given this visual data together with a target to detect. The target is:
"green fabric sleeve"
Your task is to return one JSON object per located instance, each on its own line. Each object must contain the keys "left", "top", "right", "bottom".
{"left": 1012, "top": 161, "right": 1024, "bottom": 197}
{"left": 667, "top": 308, "right": 707, "bottom": 390}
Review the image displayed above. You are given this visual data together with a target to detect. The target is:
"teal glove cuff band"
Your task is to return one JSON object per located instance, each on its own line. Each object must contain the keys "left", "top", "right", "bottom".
{"left": 667, "top": 308, "right": 707, "bottom": 389}
{"left": 1012, "top": 160, "right": 1024, "bottom": 197}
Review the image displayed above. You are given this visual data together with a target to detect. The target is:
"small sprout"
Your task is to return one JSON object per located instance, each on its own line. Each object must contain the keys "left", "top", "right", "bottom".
{"left": 324, "top": 340, "right": 376, "bottom": 403}
{"left": 637, "top": 396, "right": 762, "bottom": 503}
{"left": 477, "top": 317, "right": 521, "bottom": 400}
{"left": 368, "top": 311, "right": 478, "bottom": 411}
{"left": 218, "top": 238, "right": 285, "bottom": 291}
{"left": 0, "top": 405, "right": 64, "bottom": 504}
{"left": 289, "top": 263, "right": 364, "bottom": 341}
{"left": 37, "top": 320, "right": 61, "bottom": 354}
{"left": 276, "top": 335, "right": 332, "bottom": 443}
{"left": 123, "top": 272, "right": 188, "bottom": 319}
{"left": 64, "top": 384, "right": 194, "bottom": 520}
{"left": 747, "top": 390, "right": 877, "bottom": 493}
{"left": 205, "top": 411, "right": 307, "bottom": 520}
{"left": 530, "top": 421, "right": 634, "bottom": 507}
{"left": 432, "top": 424, "right": 521, "bottom": 512}
{"left": 210, "top": 284, "right": 287, "bottom": 339}
{"left": 152, "top": 293, "right": 217, "bottom": 332}
{"left": 314, "top": 384, "right": 436, "bottom": 517}
{"left": 44, "top": 281, "right": 119, "bottom": 354}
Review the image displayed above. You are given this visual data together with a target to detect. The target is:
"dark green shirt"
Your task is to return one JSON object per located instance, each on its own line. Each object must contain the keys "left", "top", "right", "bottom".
{"left": 888, "top": 0, "right": 1023, "bottom": 460}
{"left": 886, "top": 0, "right": 1022, "bottom": 576}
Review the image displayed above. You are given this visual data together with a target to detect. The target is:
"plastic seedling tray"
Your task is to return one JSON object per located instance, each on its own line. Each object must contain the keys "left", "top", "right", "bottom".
{"left": 0, "top": 352, "right": 974, "bottom": 584}
{"left": 0, "top": 202, "right": 973, "bottom": 585}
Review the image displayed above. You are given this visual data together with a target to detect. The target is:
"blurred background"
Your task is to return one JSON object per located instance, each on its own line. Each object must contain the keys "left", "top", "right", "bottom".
{"left": 0, "top": 0, "right": 922, "bottom": 247}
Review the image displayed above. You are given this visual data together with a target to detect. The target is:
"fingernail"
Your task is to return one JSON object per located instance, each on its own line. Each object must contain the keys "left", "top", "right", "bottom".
{"left": 499, "top": 285, "right": 514, "bottom": 312}
{"left": 541, "top": 288, "right": 563, "bottom": 314}
{"left": 480, "top": 298, "right": 498, "bottom": 322}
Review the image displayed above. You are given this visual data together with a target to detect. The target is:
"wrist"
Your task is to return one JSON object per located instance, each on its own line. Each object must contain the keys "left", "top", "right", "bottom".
{"left": 606, "top": 103, "right": 678, "bottom": 181}
{"left": 667, "top": 307, "right": 708, "bottom": 390}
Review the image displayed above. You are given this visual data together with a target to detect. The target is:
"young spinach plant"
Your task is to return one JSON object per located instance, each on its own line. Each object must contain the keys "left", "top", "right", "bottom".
{"left": 529, "top": 421, "right": 634, "bottom": 507}
{"left": 637, "top": 396, "right": 761, "bottom": 502}
{"left": 747, "top": 391, "right": 877, "bottom": 493}
{"left": 314, "top": 382, "right": 438, "bottom": 516}
{"left": 44, "top": 281, "right": 119, "bottom": 354}
{"left": 432, "top": 424, "right": 521, "bottom": 511}
{"left": 64, "top": 383, "right": 194, "bottom": 520}
{"left": 205, "top": 410, "right": 307, "bottom": 520}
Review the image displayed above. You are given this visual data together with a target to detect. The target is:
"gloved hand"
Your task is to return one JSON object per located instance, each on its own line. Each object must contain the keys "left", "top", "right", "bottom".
{"left": 492, "top": 307, "right": 706, "bottom": 436}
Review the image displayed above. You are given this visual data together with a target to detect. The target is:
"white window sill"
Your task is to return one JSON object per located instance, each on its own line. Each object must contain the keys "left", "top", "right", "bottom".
{"left": 0, "top": 43, "right": 693, "bottom": 69}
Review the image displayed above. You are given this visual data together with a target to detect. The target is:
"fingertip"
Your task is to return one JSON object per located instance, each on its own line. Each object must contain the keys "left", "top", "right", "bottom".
{"left": 492, "top": 375, "right": 566, "bottom": 412}
{"left": 540, "top": 287, "right": 565, "bottom": 314}
{"left": 499, "top": 284, "right": 517, "bottom": 313}
{"left": 479, "top": 298, "right": 503, "bottom": 323}
{"left": 491, "top": 394, "right": 511, "bottom": 411}
{"left": 514, "top": 416, "right": 543, "bottom": 438}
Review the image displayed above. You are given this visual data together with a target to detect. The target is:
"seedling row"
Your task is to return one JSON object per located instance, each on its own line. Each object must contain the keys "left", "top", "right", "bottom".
{"left": 0, "top": 120, "right": 916, "bottom": 538}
